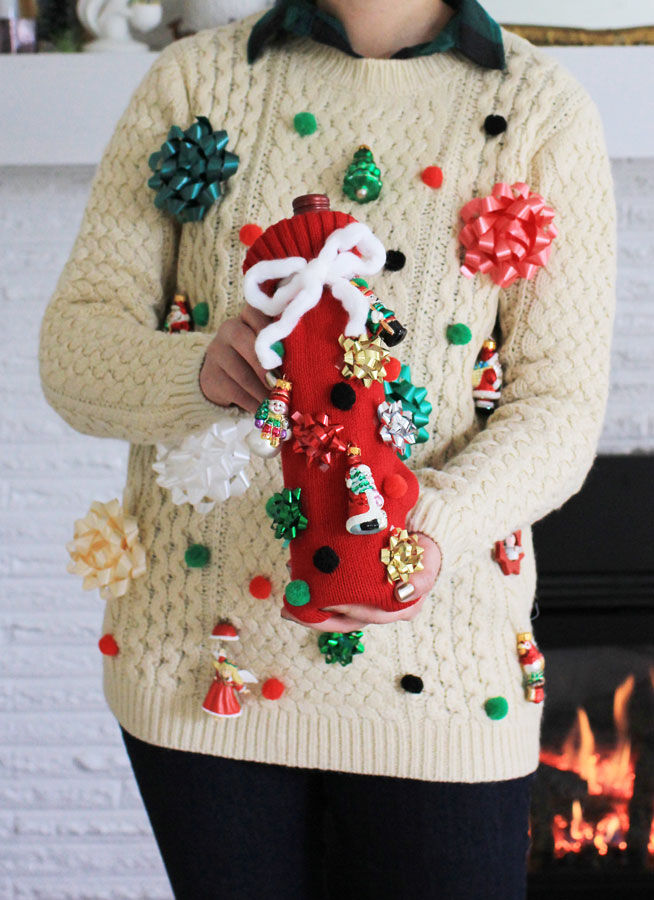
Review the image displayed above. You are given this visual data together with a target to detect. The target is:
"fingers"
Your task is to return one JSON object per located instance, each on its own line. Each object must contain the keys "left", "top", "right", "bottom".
{"left": 322, "top": 596, "right": 426, "bottom": 625}
{"left": 281, "top": 607, "right": 369, "bottom": 633}
{"left": 239, "top": 304, "right": 274, "bottom": 335}
{"left": 393, "top": 533, "right": 442, "bottom": 604}
{"left": 219, "top": 345, "right": 268, "bottom": 405}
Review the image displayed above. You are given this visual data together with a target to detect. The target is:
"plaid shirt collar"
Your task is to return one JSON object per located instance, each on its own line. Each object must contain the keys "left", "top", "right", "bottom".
{"left": 247, "top": 0, "right": 505, "bottom": 70}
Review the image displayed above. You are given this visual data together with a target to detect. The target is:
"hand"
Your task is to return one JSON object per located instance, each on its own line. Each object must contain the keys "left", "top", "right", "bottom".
{"left": 281, "top": 533, "right": 442, "bottom": 632}
{"left": 199, "top": 305, "right": 273, "bottom": 413}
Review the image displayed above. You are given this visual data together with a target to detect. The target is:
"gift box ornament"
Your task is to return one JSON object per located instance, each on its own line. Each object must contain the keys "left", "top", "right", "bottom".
{"left": 243, "top": 194, "right": 423, "bottom": 625}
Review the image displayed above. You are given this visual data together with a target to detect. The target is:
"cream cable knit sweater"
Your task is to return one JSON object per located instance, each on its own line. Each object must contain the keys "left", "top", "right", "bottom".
{"left": 39, "top": 12, "right": 616, "bottom": 782}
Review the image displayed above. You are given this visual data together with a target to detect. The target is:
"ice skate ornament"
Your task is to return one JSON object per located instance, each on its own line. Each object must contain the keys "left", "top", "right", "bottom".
{"left": 517, "top": 632, "right": 545, "bottom": 704}
{"left": 493, "top": 530, "right": 525, "bottom": 575}
{"left": 77, "top": 0, "right": 162, "bottom": 52}
{"left": 354, "top": 281, "right": 407, "bottom": 347}
{"left": 246, "top": 377, "right": 292, "bottom": 459}
{"left": 472, "top": 338, "right": 502, "bottom": 411}
{"left": 242, "top": 194, "right": 424, "bottom": 625}
{"left": 345, "top": 445, "right": 387, "bottom": 535}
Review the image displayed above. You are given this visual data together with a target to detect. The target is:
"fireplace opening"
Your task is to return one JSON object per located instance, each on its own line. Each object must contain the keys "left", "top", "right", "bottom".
{"left": 528, "top": 456, "right": 654, "bottom": 899}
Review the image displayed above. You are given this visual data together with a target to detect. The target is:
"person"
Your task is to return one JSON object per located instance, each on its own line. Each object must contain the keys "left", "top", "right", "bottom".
{"left": 38, "top": 0, "right": 616, "bottom": 897}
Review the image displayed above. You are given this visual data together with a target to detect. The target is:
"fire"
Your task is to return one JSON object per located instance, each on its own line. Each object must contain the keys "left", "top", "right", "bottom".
{"left": 540, "top": 674, "right": 645, "bottom": 860}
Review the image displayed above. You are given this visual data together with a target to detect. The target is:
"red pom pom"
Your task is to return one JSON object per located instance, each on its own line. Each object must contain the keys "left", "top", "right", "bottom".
{"left": 98, "top": 634, "right": 119, "bottom": 656}
{"left": 262, "top": 678, "right": 285, "bottom": 700}
{"left": 249, "top": 575, "right": 272, "bottom": 599}
{"left": 239, "top": 223, "right": 263, "bottom": 246}
{"left": 383, "top": 474, "right": 408, "bottom": 499}
{"left": 383, "top": 356, "right": 402, "bottom": 382}
{"left": 421, "top": 166, "right": 443, "bottom": 189}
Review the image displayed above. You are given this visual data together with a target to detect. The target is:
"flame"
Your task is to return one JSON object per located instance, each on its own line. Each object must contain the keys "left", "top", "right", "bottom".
{"left": 540, "top": 673, "right": 652, "bottom": 861}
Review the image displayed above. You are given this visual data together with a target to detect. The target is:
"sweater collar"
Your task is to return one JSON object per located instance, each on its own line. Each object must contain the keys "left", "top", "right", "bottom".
{"left": 247, "top": 0, "right": 505, "bottom": 70}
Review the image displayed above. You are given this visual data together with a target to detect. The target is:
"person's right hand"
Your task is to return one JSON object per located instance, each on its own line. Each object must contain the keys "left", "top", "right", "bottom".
{"left": 199, "top": 305, "right": 273, "bottom": 413}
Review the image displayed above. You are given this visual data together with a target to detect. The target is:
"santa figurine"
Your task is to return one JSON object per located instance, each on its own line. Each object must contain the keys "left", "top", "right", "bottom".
{"left": 345, "top": 444, "right": 387, "bottom": 535}
{"left": 163, "top": 293, "right": 192, "bottom": 333}
{"left": 472, "top": 338, "right": 502, "bottom": 411}
{"left": 517, "top": 631, "right": 545, "bottom": 704}
{"left": 493, "top": 530, "right": 525, "bottom": 575}
{"left": 202, "top": 653, "right": 249, "bottom": 718}
{"left": 247, "top": 377, "right": 293, "bottom": 458}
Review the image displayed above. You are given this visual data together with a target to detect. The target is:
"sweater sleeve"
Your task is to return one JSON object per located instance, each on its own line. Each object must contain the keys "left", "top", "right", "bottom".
{"left": 407, "top": 94, "right": 616, "bottom": 573}
{"left": 38, "top": 44, "right": 222, "bottom": 445}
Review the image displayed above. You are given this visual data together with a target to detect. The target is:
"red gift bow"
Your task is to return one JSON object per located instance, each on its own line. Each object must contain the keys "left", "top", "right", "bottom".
{"left": 459, "top": 182, "right": 558, "bottom": 288}
{"left": 291, "top": 412, "right": 347, "bottom": 471}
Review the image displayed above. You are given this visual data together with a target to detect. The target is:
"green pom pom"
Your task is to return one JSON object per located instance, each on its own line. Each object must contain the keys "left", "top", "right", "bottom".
{"left": 484, "top": 696, "right": 509, "bottom": 720}
{"left": 185, "top": 544, "right": 211, "bottom": 568}
{"left": 293, "top": 112, "right": 318, "bottom": 136}
{"left": 270, "top": 340, "right": 285, "bottom": 359}
{"left": 285, "top": 580, "right": 310, "bottom": 607}
{"left": 446, "top": 323, "right": 472, "bottom": 345}
{"left": 192, "top": 302, "right": 209, "bottom": 327}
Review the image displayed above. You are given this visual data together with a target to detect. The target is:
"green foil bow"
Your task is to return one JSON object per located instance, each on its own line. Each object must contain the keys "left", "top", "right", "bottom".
{"left": 318, "top": 631, "right": 365, "bottom": 666}
{"left": 383, "top": 363, "right": 433, "bottom": 459}
{"left": 148, "top": 116, "right": 239, "bottom": 224}
{"left": 265, "top": 488, "right": 307, "bottom": 546}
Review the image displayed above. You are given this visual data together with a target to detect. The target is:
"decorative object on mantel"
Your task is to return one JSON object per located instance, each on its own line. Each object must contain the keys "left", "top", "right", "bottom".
{"left": 0, "top": 0, "right": 37, "bottom": 52}
{"left": 181, "top": 0, "right": 265, "bottom": 33}
{"left": 76, "top": 0, "right": 162, "bottom": 52}
{"left": 503, "top": 25, "right": 654, "bottom": 46}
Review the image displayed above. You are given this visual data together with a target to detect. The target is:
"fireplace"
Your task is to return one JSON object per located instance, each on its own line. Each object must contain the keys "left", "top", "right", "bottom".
{"left": 528, "top": 455, "right": 654, "bottom": 898}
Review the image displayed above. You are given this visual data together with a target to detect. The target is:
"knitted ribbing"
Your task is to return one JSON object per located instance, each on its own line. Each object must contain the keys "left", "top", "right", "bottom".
{"left": 39, "top": 13, "right": 615, "bottom": 782}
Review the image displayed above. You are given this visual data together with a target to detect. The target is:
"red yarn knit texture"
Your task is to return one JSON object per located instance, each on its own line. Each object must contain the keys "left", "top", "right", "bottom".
{"left": 244, "top": 210, "right": 420, "bottom": 623}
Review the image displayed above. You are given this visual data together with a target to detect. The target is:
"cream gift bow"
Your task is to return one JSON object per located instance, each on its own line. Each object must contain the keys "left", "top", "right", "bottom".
{"left": 243, "top": 221, "right": 387, "bottom": 370}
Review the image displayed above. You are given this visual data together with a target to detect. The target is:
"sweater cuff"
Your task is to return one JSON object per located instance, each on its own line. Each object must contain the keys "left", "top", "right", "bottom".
{"left": 406, "top": 486, "right": 468, "bottom": 574}
{"left": 164, "top": 333, "right": 227, "bottom": 438}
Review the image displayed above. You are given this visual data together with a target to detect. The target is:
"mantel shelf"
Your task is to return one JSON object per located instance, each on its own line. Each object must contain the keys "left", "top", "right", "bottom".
{"left": 2, "top": 45, "right": 653, "bottom": 166}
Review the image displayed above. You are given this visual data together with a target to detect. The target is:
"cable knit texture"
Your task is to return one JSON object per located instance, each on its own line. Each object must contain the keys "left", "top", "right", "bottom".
{"left": 39, "top": 12, "right": 616, "bottom": 782}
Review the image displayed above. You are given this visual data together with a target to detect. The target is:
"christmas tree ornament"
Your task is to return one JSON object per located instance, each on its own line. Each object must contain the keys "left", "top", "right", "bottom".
{"left": 147, "top": 116, "right": 239, "bottom": 224}
{"left": 163, "top": 293, "right": 192, "bottom": 332}
{"left": 343, "top": 146, "right": 383, "bottom": 204}
{"left": 192, "top": 301, "right": 210, "bottom": 326}
{"left": 517, "top": 632, "right": 545, "bottom": 703}
{"left": 472, "top": 338, "right": 503, "bottom": 411}
{"left": 345, "top": 445, "right": 388, "bottom": 536}
{"left": 247, "top": 378, "right": 293, "bottom": 458}
{"left": 484, "top": 696, "right": 509, "bottom": 720}
{"left": 351, "top": 280, "right": 407, "bottom": 347}
{"left": 383, "top": 364, "right": 432, "bottom": 459}
{"left": 377, "top": 400, "right": 418, "bottom": 456}
{"left": 318, "top": 631, "right": 365, "bottom": 666}
{"left": 291, "top": 412, "right": 347, "bottom": 470}
{"left": 98, "top": 634, "right": 119, "bottom": 656}
{"left": 67, "top": 499, "right": 146, "bottom": 600}
{"left": 381, "top": 527, "right": 424, "bottom": 584}
{"left": 153, "top": 415, "right": 252, "bottom": 513}
{"left": 493, "top": 531, "right": 524, "bottom": 575}
{"left": 459, "top": 181, "right": 558, "bottom": 287}
{"left": 242, "top": 194, "right": 421, "bottom": 624}
{"left": 202, "top": 650, "right": 257, "bottom": 718}
{"left": 339, "top": 334, "right": 389, "bottom": 386}
{"left": 210, "top": 622, "right": 239, "bottom": 641}
{"left": 265, "top": 488, "right": 308, "bottom": 544}
{"left": 293, "top": 111, "right": 317, "bottom": 136}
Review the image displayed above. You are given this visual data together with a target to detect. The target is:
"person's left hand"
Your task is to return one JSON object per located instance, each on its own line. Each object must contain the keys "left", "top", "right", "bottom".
{"left": 281, "top": 533, "right": 442, "bottom": 632}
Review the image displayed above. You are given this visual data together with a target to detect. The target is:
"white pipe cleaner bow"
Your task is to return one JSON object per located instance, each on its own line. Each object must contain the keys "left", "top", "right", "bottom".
{"left": 243, "top": 221, "right": 387, "bottom": 370}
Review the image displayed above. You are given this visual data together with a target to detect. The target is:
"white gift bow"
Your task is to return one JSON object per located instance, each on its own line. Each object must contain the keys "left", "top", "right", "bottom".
{"left": 243, "top": 221, "right": 387, "bottom": 370}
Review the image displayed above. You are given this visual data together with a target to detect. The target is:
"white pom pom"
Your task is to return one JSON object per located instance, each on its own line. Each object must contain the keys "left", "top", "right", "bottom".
{"left": 153, "top": 415, "right": 254, "bottom": 514}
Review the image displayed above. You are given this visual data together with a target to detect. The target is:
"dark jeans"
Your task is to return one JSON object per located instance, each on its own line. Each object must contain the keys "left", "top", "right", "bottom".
{"left": 121, "top": 725, "right": 535, "bottom": 900}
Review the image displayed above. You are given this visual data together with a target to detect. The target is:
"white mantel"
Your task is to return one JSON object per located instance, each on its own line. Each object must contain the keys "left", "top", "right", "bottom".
{"left": 1, "top": 45, "right": 654, "bottom": 166}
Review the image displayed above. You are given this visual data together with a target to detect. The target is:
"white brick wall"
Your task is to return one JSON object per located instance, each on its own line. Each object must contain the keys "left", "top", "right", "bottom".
{"left": 1, "top": 159, "right": 653, "bottom": 898}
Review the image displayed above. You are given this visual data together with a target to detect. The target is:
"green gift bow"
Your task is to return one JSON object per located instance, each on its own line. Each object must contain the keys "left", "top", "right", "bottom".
{"left": 383, "top": 363, "right": 433, "bottom": 459}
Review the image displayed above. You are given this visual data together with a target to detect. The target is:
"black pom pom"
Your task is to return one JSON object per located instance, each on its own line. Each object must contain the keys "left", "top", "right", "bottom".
{"left": 385, "top": 250, "right": 406, "bottom": 272}
{"left": 313, "top": 546, "right": 340, "bottom": 574}
{"left": 330, "top": 382, "right": 356, "bottom": 411}
{"left": 484, "top": 114, "right": 507, "bottom": 136}
{"left": 400, "top": 674, "right": 424, "bottom": 694}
